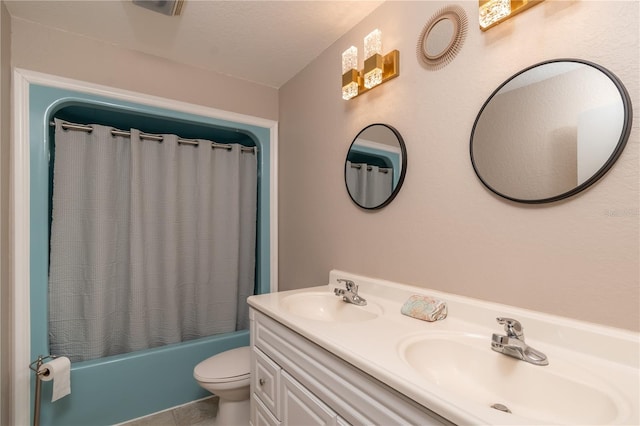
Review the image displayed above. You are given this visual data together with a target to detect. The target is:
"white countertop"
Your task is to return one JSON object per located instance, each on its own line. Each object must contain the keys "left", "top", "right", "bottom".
{"left": 247, "top": 270, "right": 640, "bottom": 425}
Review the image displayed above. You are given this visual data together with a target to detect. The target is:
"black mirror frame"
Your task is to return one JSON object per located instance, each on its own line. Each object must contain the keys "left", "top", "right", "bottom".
{"left": 345, "top": 123, "right": 408, "bottom": 210}
{"left": 469, "top": 58, "right": 633, "bottom": 204}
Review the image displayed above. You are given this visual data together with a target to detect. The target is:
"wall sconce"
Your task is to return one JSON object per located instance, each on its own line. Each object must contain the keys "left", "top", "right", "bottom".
{"left": 341, "top": 29, "right": 400, "bottom": 100}
{"left": 479, "top": 0, "right": 544, "bottom": 31}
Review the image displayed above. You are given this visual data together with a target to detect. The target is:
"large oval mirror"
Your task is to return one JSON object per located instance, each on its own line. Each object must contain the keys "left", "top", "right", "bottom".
{"left": 345, "top": 124, "right": 407, "bottom": 210}
{"left": 470, "top": 59, "right": 632, "bottom": 204}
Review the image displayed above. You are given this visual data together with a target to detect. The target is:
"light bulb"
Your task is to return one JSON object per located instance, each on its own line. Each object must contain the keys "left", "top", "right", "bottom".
{"left": 341, "top": 46, "right": 358, "bottom": 74}
{"left": 342, "top": 81, "right": 359, "bottom": 100}
{"left": 363, "top": 29, "right": 383, "bottom": 89}
{"left": 364, "top": 29, "right": 382, "bottom": 59}
{"left": 342, "top": 46, "right": 359, "bottom": 100}
{"left": 479, "top": 0, "right": 511, "bottom": 29}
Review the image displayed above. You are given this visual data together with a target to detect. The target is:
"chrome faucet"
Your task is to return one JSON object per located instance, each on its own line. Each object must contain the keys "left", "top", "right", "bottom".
{"left": 334, "top": 279, "right": 367, "bottom": 306}
{"left": 491, "top": 317, "right": 548, "bottom": 366}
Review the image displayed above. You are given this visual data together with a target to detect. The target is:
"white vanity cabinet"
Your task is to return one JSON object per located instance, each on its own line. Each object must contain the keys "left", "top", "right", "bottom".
{"left": 252, "top": 365, "right": 340, "bottom": 426}
{"left": 249, "top": 308, "right": 451, "bottom": 426}
{"left": 280, "top": 371, "right": 341, "bottom": 425}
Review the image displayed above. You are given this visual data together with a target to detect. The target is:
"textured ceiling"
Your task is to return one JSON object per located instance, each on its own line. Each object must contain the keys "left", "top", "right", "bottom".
{"left": 5, "top": 0, "right": 383, "bottom": 88}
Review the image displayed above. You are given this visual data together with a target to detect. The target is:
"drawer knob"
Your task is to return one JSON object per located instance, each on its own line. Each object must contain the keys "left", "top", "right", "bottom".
{"left": 259, "top": 378, "right": 266, "bottom": 386}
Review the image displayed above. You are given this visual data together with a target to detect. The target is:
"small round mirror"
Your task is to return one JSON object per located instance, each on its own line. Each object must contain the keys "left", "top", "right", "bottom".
{"left": 417, "top": 5, "right": 468, "bottom": 70}
{"left": 424, "top": 18, "right": 455, "bottom": 59}
{"left": 345, "top": 124, "right": 407, "bottom": 210}
{"left": 470, "top": 59, "right": 633, "bottom": 203}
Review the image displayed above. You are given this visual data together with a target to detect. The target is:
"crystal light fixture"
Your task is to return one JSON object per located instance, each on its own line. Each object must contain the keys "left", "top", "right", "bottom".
{"left": 363, "top": 29, "right": 383, "bottom": 89}
{"left": 340, "top": 29, "right": 400, "bottom": 100}
{"left": 479, "top": 0, "right": 511, "bottom": 29}
{"left": 342, "top": 46, "right": 359, "bottom": 100}
{"left": 479, "top": 0, "right": 544, "bottom": 31}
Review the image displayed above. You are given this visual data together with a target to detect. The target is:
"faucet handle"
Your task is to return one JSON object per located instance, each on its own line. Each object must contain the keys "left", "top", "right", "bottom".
{"left": 496, "top": 317, "right": 524, "bottom": 339}
{"left": 337, "top": 279, "right": 357, "bottom": 292}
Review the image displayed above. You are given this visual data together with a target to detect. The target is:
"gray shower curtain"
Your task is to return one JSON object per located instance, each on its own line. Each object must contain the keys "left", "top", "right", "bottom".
{"left": 48, "top": 119, "right": 257, "bottom": 362}
{"left": 346, "top": 161, "right": 393, "bottom": 207}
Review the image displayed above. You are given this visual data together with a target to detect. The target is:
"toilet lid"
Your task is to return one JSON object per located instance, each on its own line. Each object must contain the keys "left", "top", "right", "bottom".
{"left": 194, "top": 346, "right": 250, "bottom": 382}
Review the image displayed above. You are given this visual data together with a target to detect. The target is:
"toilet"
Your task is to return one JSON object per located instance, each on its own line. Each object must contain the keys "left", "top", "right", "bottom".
{"left": 194, "top": 346, "right": 251, "bottom": 425}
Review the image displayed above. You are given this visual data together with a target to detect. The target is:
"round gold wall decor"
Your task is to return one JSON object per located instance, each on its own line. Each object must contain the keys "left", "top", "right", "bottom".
{"left": 417, "top": 5, "right": 468, "bottom": 70}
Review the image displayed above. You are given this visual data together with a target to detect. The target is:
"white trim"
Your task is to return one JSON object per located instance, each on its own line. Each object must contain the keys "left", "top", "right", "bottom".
{"left": 12, "top": 68, "right": 32, "bottom": 426}
{"left": 11, "top": 68, "right": 279, "bottom": 424}
{"left": 269, "top": 122, "right": 279, "bottom": 293}
{"left": 15, "top": 68, "right": 278, "bottom": 129}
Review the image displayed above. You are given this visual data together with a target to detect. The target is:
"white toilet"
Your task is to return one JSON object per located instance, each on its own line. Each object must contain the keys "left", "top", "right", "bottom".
{"left": 194, "top": 346, "right": 251, "bottom": 425}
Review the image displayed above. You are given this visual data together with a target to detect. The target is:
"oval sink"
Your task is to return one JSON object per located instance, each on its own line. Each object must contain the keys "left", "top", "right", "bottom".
{"left": 399, "top": 333, "right": 629, "bottom": 425}
{"left": 281, "top": 292, "right": 382, "bottom": 322}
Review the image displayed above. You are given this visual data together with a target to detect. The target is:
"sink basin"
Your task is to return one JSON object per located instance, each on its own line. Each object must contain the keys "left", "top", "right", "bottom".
{"left": 398, "top": 333, "right": 630, "bottom": 425}
{"left": 281, "top": 292, "right": 382, "bottom": 322}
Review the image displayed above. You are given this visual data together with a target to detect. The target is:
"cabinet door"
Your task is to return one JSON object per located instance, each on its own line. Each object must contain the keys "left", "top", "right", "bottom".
{"left": 281, "top": 371, "right": 337, "bottom": 426}
{"left": 337, "top": 416, "right": 351, "bottom": 426}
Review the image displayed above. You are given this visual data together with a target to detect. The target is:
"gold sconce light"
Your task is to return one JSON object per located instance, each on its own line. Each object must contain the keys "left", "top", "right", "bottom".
{"left": 341, "top": 29, "right": 399, "bottom": 100}
{"left": 479, "top": 0, "right": 543, "bottom": 31}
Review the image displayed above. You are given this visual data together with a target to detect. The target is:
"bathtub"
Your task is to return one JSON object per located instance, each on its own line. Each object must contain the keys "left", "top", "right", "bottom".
{"left": 37, "top": 331, "right": 249, "bottom": 425}
{"left": 25, "top": 80, "right": 273, "bottom": 425}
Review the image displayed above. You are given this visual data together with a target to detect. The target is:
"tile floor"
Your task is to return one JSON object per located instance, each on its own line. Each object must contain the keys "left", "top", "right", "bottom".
{"left": 121, "top": 396, "right": 219, "bottom": 426}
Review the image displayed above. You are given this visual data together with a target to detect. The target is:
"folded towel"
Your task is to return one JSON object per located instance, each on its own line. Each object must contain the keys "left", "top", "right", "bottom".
{"left": 401, "top": 295, "right": 447, "bottom": 322}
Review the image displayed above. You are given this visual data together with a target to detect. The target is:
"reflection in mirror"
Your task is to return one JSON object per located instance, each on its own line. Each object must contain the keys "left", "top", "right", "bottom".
{"left": 470, "top": 59, "right": 632, "bottom": 203}
{"left": 345, "top": 124, "right": 407, "bottom": 210}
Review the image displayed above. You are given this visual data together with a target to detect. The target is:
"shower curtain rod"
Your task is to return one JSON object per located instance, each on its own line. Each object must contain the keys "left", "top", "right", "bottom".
{"left": 50, "top": 121, "right": 256, "bottom": 153}
{"left": 350, "top": 163, "right": 390, "bottom": 173}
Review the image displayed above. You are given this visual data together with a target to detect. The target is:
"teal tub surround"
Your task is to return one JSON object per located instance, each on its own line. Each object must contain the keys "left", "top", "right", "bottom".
{"left": 27, "top": 82, "right": 274, "bottom": 425}
{"left": 347, "top": 142, "right": 401, "bottom": 188}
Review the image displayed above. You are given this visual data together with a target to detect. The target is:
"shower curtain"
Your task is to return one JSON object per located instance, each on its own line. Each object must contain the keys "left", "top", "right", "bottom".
{"left": 346, "top": 161, "right": 393, "bottom": 207}
{"left": 48, "top": 119, "right": 257, "bottom": 362}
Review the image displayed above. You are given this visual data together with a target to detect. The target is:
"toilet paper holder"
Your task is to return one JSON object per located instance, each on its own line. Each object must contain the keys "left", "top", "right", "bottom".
{"left": 29, "top": 354, "right": 58, "bottom": 426}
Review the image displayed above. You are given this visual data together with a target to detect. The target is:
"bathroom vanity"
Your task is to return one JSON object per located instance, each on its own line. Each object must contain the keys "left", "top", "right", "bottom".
{"left": 250, "top": 309, "right": 450, "bottom": 425}
{"left": 247, "top": 271, "right": 639, "bottom": 425}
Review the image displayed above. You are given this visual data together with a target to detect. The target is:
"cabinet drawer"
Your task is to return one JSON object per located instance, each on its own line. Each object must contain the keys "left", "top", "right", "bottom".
{"left": 253, "top": 347, "right": 281, "bottom": 418}
{"left": 252, "top": 393, "right": 281, "bottom": 426}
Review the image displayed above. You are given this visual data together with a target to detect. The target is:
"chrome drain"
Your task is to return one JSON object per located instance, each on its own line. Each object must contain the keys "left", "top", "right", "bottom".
{"left": 490, "top": 403, "right": 512, "bottom": 414}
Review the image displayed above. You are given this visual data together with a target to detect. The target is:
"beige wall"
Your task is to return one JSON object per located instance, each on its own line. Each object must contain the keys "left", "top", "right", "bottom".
{"left": 279, "top": 1, "right": 639, "bottom": 331}
{"left": 1, "top": 1, "right": 12, "bottom": 424}
{"left": 6, "top": 2, "right": 639, "bottom": 335}
{"left": 10, "top": 17, "right": 279, "bottom": 121}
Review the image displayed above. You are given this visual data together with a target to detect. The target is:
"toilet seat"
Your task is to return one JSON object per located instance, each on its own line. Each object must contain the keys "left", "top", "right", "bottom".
{"left": 194, "top": 346, "right": 250, "bottom": 384}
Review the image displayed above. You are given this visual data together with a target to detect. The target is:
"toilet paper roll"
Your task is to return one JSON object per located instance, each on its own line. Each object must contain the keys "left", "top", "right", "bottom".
{"left": 38, "top": 357, "right": 71, "bottom": 402}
